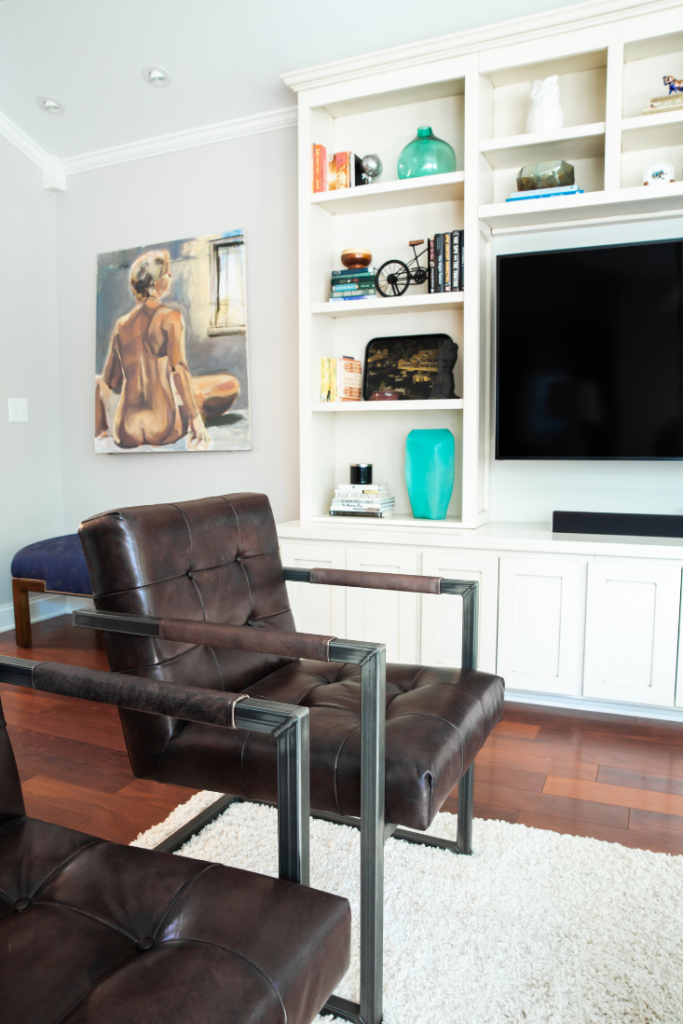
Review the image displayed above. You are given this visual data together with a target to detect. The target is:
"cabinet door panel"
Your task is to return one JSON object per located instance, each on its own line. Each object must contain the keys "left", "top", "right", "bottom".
{"left": 278, "top": 542, "right": 346, "bottom": 637}
{"left": 584, "top": 562, "right": 681, "bottom": 707}
{"left": 345, "top": 547, "right": 418, "bottom": 664}
{"left": 497, "top": 557, "right": 586, "bottom": 695}
{"left": 421, "top": 551, "right": 499, "bottom": 673}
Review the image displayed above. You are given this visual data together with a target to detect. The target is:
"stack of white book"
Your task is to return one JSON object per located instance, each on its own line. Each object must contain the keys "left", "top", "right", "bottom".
{"left": 329, "top": 483, "right": 395, "bottom": 518}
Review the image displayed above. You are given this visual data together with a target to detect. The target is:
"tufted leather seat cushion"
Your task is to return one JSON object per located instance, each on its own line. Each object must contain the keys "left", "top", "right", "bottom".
{"left": 79, "top": 494, "right": 505, "bottom": 832}
{"left": 0, "top": 817, "right": 350, "bottom": 1024}
{"left": 0, "top": 691, "right": 351, "bottom": 1024}
{"left": 159, "top": 660, "right": 502, "bottom": 831}
{"left": 0, "top": 777, "right": 350, "bottom": 1024}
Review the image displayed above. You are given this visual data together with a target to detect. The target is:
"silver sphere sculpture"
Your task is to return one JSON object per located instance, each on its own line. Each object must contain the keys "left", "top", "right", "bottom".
{"left": 361, "top": 153, "right": 383, "bottom": 183}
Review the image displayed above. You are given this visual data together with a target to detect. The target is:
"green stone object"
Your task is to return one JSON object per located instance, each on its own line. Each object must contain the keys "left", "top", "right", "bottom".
{"left": 397, "top": 126, "right": 456, "bottom": 179}
{"left": 516, "top": 160, "right": 575, "bottom": 191}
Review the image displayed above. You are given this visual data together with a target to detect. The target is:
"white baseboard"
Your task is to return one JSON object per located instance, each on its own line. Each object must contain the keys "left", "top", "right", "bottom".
{"left": 0, "top": 593, "right": 94, "bottom": 634}
{"left": 506, "top": 688, "right": 683, "bottom": 723}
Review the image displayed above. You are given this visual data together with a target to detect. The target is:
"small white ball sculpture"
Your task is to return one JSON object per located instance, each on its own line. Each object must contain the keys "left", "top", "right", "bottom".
{"left": 526, "top": 75, "right": 564, "bottom": 134}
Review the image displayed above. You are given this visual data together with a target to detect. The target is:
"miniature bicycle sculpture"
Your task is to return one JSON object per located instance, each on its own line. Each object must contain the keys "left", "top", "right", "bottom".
{"left": 375, "top": 240, "right": 428, "bottom": 298}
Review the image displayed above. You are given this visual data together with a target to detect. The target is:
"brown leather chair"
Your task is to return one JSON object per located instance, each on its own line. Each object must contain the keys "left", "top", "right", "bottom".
{"left": 0, "top": 657, "right": 350, "bottom": 1024}
{"left": 78, "top": 493, "right": 505, "bottom": 1024}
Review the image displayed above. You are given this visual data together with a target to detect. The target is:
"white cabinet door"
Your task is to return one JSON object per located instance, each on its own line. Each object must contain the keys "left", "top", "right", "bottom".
{"left": 278, "top": 542, "right": 346, "bottom": 637}
{"left": 421, "top": 551, "right": 499, "bottom": 673}
{"left": 345, "top": 547, "right": 419, "bottom": 664}
{"left": 584, "top": 562, "right": 681, "bottom": 707}
{"left": 497, "top": 557, "right": 586, "bottom": 695}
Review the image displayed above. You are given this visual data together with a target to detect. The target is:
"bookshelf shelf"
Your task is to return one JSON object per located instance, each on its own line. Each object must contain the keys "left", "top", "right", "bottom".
{"left": 310, "top": 171, "right": 464, "bottom": 214}
{"left": 621, "top": 110, "right": 683, "bottom": 151}
{"left": 307, "top": 513, "right": 464, "bottom": 529}
{"left": 312, "top": 292, "right": 464, "bottom": 318}
{"left": 480, "top": 122, "right": 606, "bottom": 170}
{"left": 479, "top": 183, "right": 683, "bottom": 230}
{"left": 312, "top": 399, "right": 464, "bottom": 412}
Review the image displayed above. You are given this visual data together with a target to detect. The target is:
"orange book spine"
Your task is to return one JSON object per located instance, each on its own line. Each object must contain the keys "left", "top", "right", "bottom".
{"left": 313, "top": 144, "right": 327, "bottom": 193}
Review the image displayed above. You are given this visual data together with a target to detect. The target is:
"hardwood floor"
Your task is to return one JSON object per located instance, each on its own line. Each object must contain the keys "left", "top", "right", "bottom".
{"left": 2, "top": 615, "right": 683, "bottom": 854}
{"left": 0, "top": 615, "right": 198, "bottom": 843}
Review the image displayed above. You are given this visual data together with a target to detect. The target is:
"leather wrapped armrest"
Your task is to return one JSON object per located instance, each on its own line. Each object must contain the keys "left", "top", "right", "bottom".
{"left": 157, "top": 617, "right": 335, "bottom": 662}
{"left": 309, "top": 567, "right": 442, "bottom": 595}
{"left": 30, "top": 661, "right": 282, "bottom": 730}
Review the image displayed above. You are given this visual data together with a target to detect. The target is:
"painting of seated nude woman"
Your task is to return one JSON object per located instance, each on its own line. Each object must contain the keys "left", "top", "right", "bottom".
{"left": 95, "top": 231, "right": 251, "bottom": 453}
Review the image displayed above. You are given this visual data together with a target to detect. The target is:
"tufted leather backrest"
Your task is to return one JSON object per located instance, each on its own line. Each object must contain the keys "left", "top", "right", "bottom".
{"left": 0, "top": 696, "right": 25, "bottom": 826}
{"left": 79, "top": 493, "right": 296, "bottom": 777}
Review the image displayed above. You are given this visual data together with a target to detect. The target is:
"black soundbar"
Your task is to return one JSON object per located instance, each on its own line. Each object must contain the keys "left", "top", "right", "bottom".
{"left": 552, "top": 511, "right": 683, "bottom": 539}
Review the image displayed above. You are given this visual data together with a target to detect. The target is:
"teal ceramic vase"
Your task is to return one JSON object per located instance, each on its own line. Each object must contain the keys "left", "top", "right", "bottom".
{"left": 405, "top": 429, "right": 455, "bottom": 520}
{"left": 397, "top": 126, "right": 456, "bottom": 179}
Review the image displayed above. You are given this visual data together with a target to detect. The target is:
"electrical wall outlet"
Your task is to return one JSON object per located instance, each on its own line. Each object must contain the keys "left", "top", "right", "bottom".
{"left": 8, "top": 398, "right": 28, "bottom": 422}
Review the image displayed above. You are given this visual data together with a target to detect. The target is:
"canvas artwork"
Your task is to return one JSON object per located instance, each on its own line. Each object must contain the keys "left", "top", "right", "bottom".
{"left": 95, "top": 231, "right": 251, "bottom": 453}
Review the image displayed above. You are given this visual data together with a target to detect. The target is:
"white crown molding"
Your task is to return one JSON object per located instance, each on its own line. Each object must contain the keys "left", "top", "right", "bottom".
{"left": 0, "top": 107, "right": 50, "bottom": 169}
{"left": 0, "top": 107, "right": 66, "bottom": 190}
{"left": 281, "top": 0, "right": 683, "bottom": 91}
{"left": 62, "top": 105, "right": 298, "bottom": 176}
{"left": 0, "top": 109, "right": 68, "bottom": 191}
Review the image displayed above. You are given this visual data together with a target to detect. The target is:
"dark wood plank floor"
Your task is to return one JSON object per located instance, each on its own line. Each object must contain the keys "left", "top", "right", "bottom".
{"left": 2, "top": 615, "right": 683, "bottom": 854}
{"left": 0, "top": 615, "right": 198, "bottom": 843}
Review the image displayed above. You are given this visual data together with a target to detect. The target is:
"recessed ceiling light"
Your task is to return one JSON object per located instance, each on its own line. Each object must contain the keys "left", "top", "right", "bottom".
{"left": 142, "top": 66, "right": 171, "bottom": 88}
{"left": 38, "top": 95, "right": 64, "bottom": 115}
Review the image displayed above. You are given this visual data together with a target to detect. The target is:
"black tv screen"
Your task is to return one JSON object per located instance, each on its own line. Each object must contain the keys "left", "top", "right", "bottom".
{"left": 496, "top": 239, "right": 683, "bottom": 459}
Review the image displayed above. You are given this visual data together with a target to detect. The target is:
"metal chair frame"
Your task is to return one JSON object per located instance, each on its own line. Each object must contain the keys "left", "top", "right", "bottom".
{"left": 0, "top": 655, "right": 310, "bottom": 886}
{"left": 71, "top": 569, "right": 479, "bottom": 1024}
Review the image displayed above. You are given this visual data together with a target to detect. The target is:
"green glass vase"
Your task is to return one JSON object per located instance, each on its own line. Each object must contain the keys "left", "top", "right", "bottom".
{"left": 405, "top": 428, "right": 455, "bottom": 520}
{"left": 397, "top": 126, "right": 456, "bottom": 179}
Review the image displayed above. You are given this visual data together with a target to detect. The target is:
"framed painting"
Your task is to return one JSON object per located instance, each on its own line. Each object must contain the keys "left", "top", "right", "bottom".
{"left": 95, "top": 231, "right": 251, "bottom": 453}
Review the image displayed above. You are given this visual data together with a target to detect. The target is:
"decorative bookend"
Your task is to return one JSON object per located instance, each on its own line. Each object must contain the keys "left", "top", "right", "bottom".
{"left": 526, "top": 75, "right": 564, "bottom": 133}
{"left": 405, "top": 428, "right": 455, "bottom": 520}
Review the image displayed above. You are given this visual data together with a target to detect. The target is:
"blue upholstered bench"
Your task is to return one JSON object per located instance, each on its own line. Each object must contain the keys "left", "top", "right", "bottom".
{"left": 11, "top": 534, "right": 92, "bottom": 647}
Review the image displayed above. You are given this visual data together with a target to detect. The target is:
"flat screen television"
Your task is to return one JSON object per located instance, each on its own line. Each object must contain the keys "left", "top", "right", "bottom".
{"left": 496, "top": 239, "right": 683, "bottom": 459}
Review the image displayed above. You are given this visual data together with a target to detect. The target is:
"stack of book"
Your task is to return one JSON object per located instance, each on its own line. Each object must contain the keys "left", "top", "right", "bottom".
{"left": 329, "top": 267, "right": 377, "bottom": 302}
{"left": 329, "top": 483, "right": 395, "bottom": 518}
{"left": 320, "top": 356, "right": 362, "bottom": 402}
{"left": 506, "top": 185, "right": 583, "bottom": 202}
{"left": 644, "top": 94, "right": 683, "bottom": 115}
{"left": 428, "top": 231, "right": 463, "bottom": 293}
{"left": 312, "top": 145, "right": 365, "bottom": 192}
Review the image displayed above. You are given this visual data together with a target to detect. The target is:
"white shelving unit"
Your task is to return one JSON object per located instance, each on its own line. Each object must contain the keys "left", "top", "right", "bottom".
{"left": 310, "top": 170, "right": 464, "bottom": 213}
{"left": 479, "top": 122, "right": 606, "bottom": 169}
{"left": 279, "top": 2, "right": 683, "bottom": 717}
{"left": 312, "top": 292, "right": 465, "bottom": 318}
{"left": 283, "top": 0, "right": 683, "bottom": 532}
{"left": 313, "top": 399, "right": 464, "bottom": 413}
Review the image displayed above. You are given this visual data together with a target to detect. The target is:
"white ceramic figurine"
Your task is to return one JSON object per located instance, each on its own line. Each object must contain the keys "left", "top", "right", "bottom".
{"left": 526, "top": 75, "right": 564, "bottom": 133}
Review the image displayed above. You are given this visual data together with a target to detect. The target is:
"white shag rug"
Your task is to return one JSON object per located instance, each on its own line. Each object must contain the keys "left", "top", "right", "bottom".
{"left": 134, "top": 791, "right": 683, "bottom": 1024}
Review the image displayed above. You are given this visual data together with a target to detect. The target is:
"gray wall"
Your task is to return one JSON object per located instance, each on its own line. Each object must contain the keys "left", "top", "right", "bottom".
{"left": 0, "top": 136, "right": 63, "bottom": 612}
{"left": 55, "top": 128, "right": 300, "bottom": 532}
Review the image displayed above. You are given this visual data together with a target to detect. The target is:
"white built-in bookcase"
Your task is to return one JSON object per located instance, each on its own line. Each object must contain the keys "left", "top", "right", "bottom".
{"left": 284, "top": 1, "right": 683, "bottom": 531}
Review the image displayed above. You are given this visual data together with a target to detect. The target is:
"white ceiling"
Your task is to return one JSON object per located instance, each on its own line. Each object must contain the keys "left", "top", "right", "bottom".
{"left": 0, "top": 0, "right": 591, "bottom": 159}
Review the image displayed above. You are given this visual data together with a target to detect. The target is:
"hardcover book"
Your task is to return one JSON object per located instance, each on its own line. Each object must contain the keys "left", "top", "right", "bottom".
{"left": 313, "top": 144, "right": 327, "bottom": 193}
{"left": 435, "top": 234, "right": 444, "bottom": 292}
{"left": 338, "top": 357, "right": 362, "bottom": 401}
{"left": 428, "top": 237, "right": 435, "bottom": 293}
{"left": 331, "top": 267, "right": 376, "bottom": 278}
{"left": 451, "top": 231, "right": 461, "bottom": 293}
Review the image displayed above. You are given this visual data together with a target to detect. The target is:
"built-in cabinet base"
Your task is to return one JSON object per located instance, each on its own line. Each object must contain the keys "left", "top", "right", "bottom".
{"left": 278, "top": 519, "right": 683, "bottom": 718}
